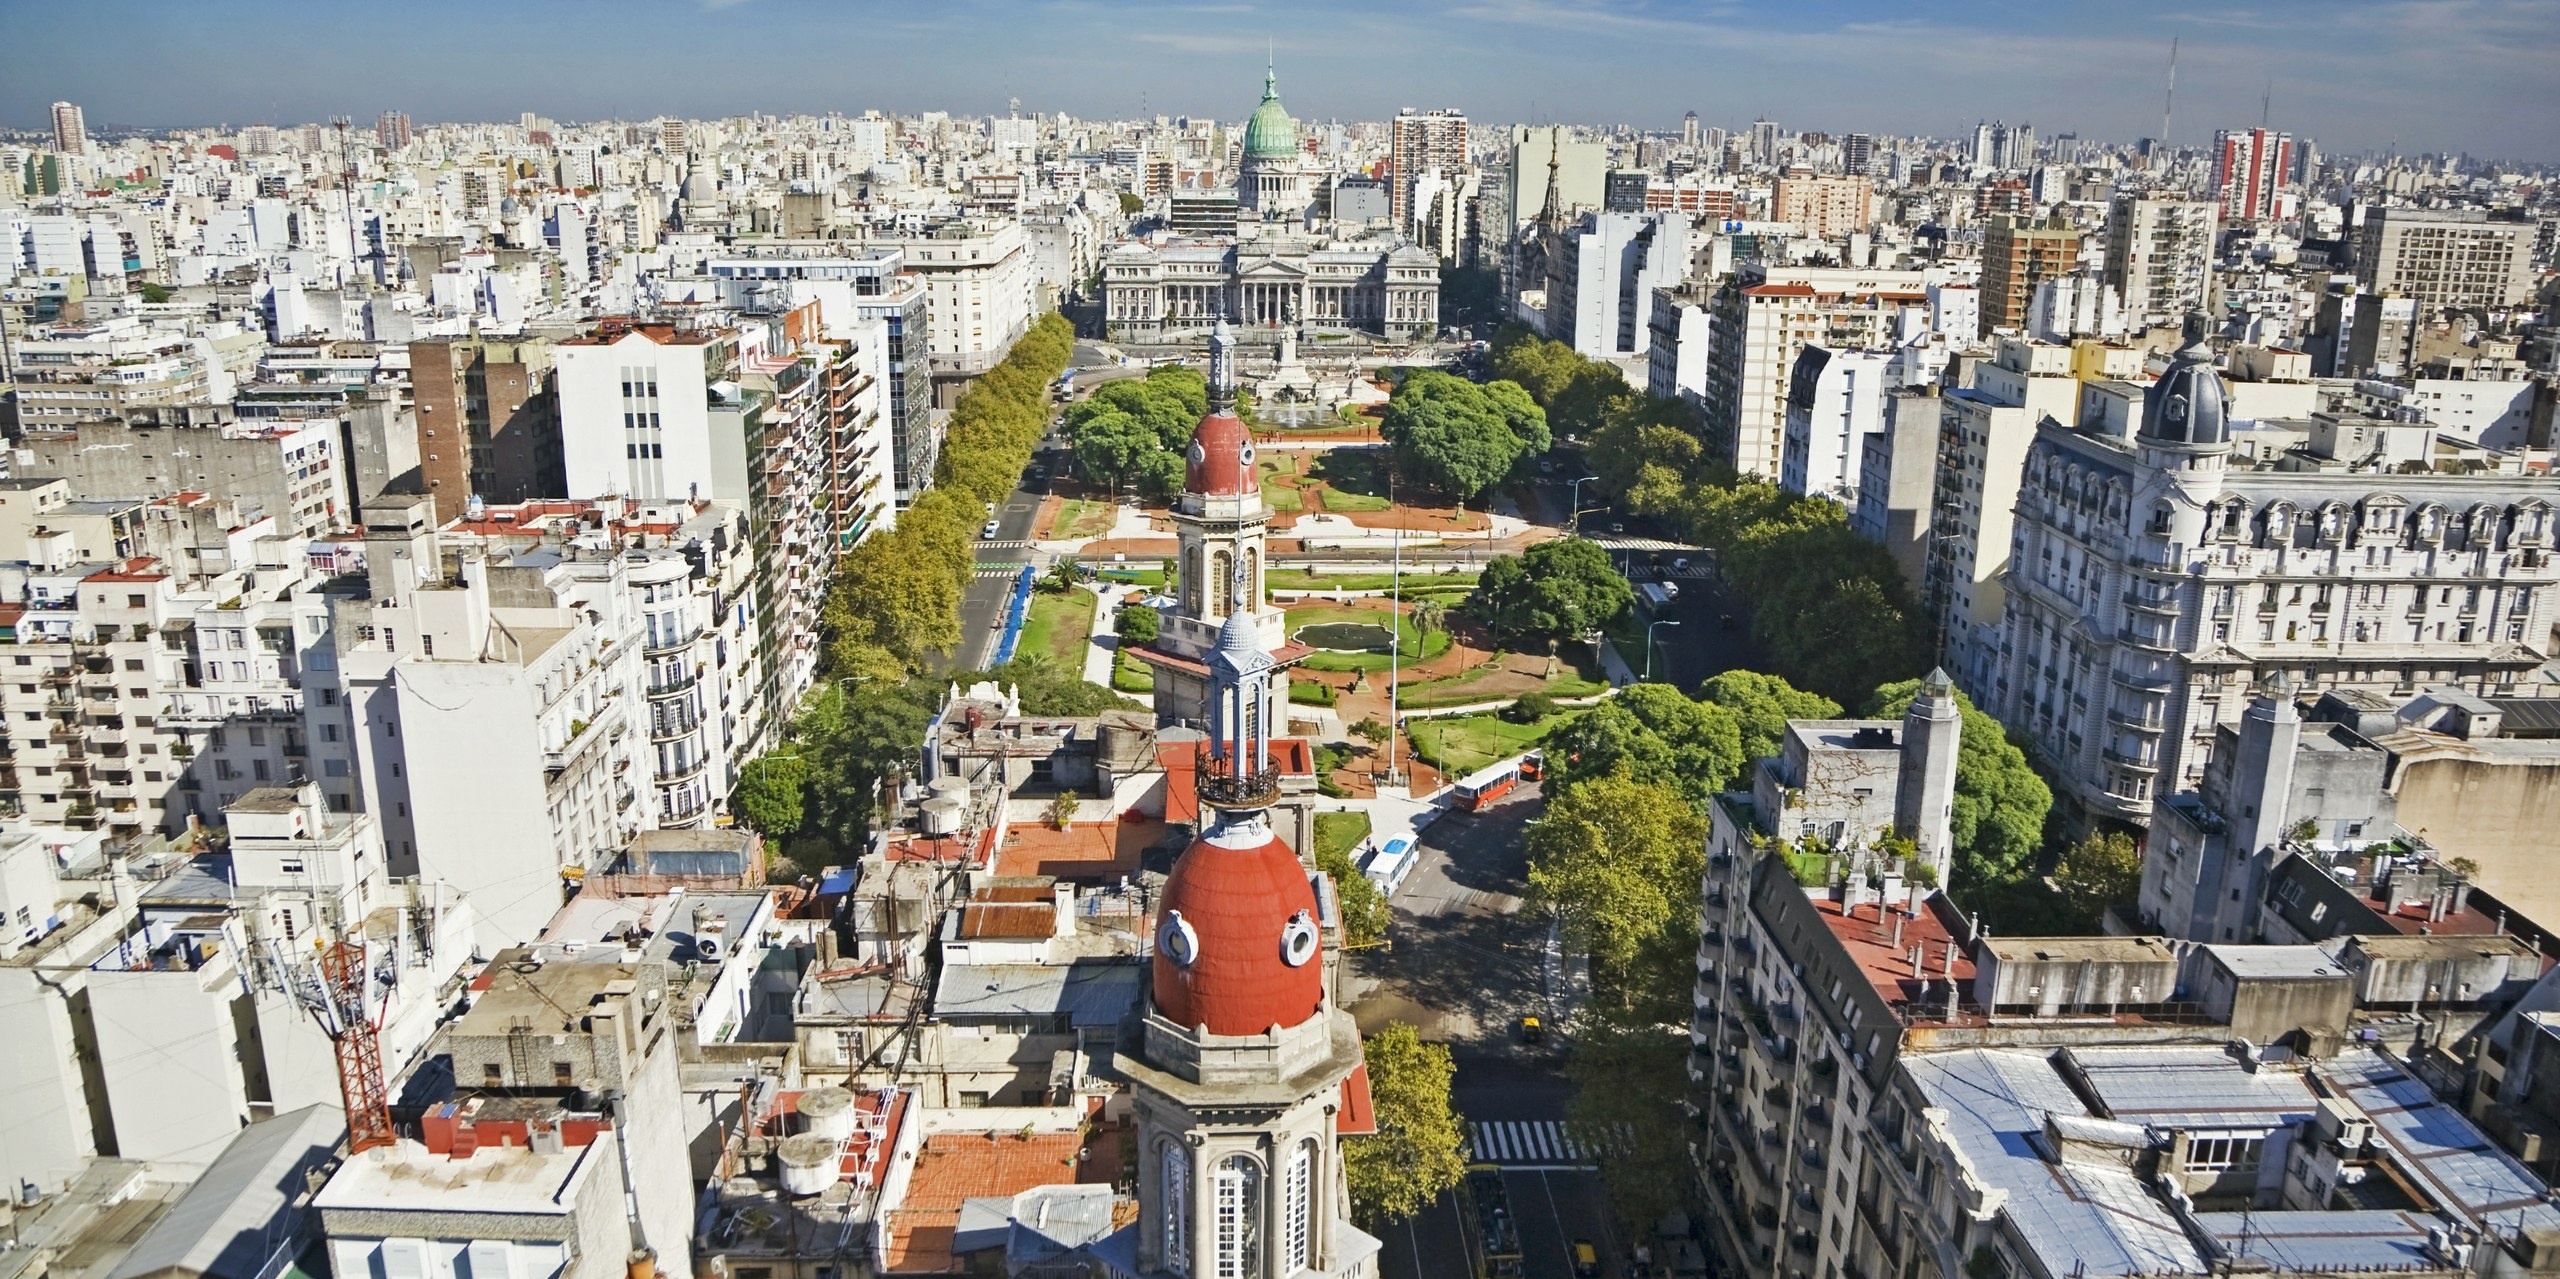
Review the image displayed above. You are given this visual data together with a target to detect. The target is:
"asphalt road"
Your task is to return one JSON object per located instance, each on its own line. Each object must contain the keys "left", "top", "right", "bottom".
{"left": 1354, "top": 782, "right": 1636, "bottom": 1279}
{"left": 937, "top": 431, "right": 1056, "bottom": 675}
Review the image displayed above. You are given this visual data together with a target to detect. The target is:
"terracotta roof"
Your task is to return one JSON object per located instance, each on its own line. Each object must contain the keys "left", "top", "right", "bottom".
{"left": 1128, "top": 639, "right": 1313, "bottom": 679}
{"left": 881, "top": 1125, "right": 1116, "bottom": 1273}
{"left": 1337, "top": 1062, "right": 1378, "bottom": 1137}
{"left": 1184, "top": 411, "right": 1255, "bottom": 497}
{"left": 958, "top": 902, "right": 1055, "bottom": 939}
{"left": 1745, "top": 283, "right": 1818, "bottom": 297}
{"left": 1816, "top": 894, "right": 1976, "bottom": 1010}
{"left": 1153, "top": 820, "right": 1325, "bottom": 1037}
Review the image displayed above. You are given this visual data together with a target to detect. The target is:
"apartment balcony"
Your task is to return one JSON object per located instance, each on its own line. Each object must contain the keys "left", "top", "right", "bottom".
{"left": 657, "top": 754, "right": 710, "bottom": 787}
{"left": 643, "top": 627, "right": 703, "bottom": 657}
{"left": 2102, "top": 746, "right": 2160, "bottom": 774}
{"left": 41, "top": 669, "right": 73, "bottom": 688}
{"left": 650, "top": 714, "right": 702, "bottom": 744}
{"left": 646, "top": 668, "right": 701, "bottom": 698}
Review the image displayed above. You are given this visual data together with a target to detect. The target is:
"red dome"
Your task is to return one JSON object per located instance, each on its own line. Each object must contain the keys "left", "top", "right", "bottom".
{"left": 1184, "top": 412, "right": 1255, "bottom": 497}
{"left": 1152, "top": 825, "right": 1325, "bottom": 1036}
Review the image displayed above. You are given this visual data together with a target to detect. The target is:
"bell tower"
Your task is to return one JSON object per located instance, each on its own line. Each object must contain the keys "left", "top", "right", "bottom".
{"left": 1129, "top": 319, "right": 1292, "bottom": 729}
{"left": 1097, "top": 572, "right": 1381, "bottom": 1279}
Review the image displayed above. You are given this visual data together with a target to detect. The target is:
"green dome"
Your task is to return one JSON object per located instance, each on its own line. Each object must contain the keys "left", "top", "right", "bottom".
{"left": 1241, "top": 69, "right": 1297, "bottom": 161}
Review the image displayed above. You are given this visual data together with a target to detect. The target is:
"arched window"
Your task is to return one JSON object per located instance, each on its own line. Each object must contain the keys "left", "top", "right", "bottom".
{"left": 1284, "top": 1139, "right": 1315, "bottom": 1272}
{"left": 1213, "top": 1154, "right": 1263, "bottom": 1278}
{"left": 1213, "top": 550, "right": 1235, "bottom": 618}
{"left": 1185, "top": 545, "right": 1204, "bottom": 613}
{"left": 1162, "top": 1142, "right": 1190, "bottom": 1274}
{"left": 1244, "top": 547, "right": 1261, "bottom": 610}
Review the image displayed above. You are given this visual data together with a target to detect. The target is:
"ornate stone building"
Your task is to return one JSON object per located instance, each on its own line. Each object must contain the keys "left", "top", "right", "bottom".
{"left": 1103, "top": 238, "right": 1440, "bottom": 343}
{"left": 1985, "top": 313, "right": 2560, "bottom": 825}
{"left": 1090, "top": 469, "right": 1381, "bottom": 1279}
{"left": 1102, "top": 70, "right": 1440, "bottom": 344}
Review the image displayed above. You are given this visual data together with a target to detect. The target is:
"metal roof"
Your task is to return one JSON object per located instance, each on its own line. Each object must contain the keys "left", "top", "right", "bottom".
{"left": 107, "top": 1104, "right": 342, "bottom": 1279}
{"left": 933, "top": 962, "right": 1140, "bottom": 1028}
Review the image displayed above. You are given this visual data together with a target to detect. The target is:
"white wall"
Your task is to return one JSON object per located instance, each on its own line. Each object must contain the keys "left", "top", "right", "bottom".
{"left": 555, "top": 332, "right": 717, "bottom": 504}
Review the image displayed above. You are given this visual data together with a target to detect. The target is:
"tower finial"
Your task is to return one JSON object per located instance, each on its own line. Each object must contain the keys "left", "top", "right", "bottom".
{"left": 1207, "top": 318, "right": 1236, "bottom": 413}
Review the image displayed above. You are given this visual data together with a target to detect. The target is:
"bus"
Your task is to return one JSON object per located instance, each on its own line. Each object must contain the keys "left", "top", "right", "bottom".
{"left": 1453, "top": 760, "right": 1522, "bottom": 811}
{"left": 1460, "top": 1162, "right": 1523, "bottom": 1277}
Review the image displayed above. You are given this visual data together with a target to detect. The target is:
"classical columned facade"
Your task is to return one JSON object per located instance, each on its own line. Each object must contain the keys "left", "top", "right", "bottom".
{"left": 1104, "top": 239, "right": 1439, "bottom": 342}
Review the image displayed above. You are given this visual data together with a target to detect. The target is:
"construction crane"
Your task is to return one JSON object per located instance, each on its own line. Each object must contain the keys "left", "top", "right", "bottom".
{"left": 281, "top": 936, "right": 398, "bottom": 1153}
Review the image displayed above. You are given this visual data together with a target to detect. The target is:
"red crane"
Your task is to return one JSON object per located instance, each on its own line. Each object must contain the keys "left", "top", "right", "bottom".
{"left": 309, "top": 938, "right": 397, "bottom": 1153}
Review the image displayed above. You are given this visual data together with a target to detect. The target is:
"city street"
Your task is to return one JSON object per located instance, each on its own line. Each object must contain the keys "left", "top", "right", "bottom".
{"left": 1349, "top": 783, "right": 1637, "bottom": 1279}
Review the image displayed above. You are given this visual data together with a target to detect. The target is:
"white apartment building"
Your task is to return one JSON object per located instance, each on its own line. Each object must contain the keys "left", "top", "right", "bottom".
{"left": 1702, "top": 263, "right": 1940, "bottom": 479}
{"left": 0, "top": 787, "right": 473, "bottom": 1192}
{"left": 311, "top": 498, "right": 645, "bottom": 948}
{"left": 869, "top": 218, "right": 1036, "bottom": 376}
{"left": 1778, "top": 345, "right": 1896, "bottom": 504}
{"left": 2103, "top": 193, "right": 2218, "bottom": 327}
{"left": 1925, "top": 337, "right": 2079, "bottom": 688}
{"left": 1985, "top": 320, "right": 2560, "bottom": 824}
{"left": 1548, "top": 211, "right": 1691, "bottom": 362}
{"left": 2355, "top": 206, "right": 2536, "bottom": 313}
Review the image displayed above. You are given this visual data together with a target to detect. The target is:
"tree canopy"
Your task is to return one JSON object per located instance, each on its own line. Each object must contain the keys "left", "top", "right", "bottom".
{"left": 1343, "top": 1023, "right": 1467, "bottom": 1225}
{"left": 1695, "top": 670, "right": 1842, "bottom": 765}
{"left": 1542, "top": 684, "right": 1745, "bottom": 808}
{"left": 1566, "top": 1019, "right": 1695, "bottom": 1231}
{"left": 1524, "top": 771, "right": 1707, "bottom": 1008}
{"left": 1377, "top": 370, "right": 1550, "bottom": 502}
{"left": 1462, "top": 536, "right": 1630, "bottom": 642}
{"left": 730, "top": 753, "right": 807, "bottom": 839}
{"left": 1867, "top": 678, "right": 2054, "bottom": 887}
{"left": 1063, "top": 366, "right": 1206, "bottom": 497}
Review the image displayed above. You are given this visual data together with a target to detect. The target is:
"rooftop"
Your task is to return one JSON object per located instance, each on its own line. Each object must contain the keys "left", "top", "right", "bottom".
{"left": 881, "top": 1121, "right": 1123, "bottom": 1273}
{"left": 313, "top": 1132, "right": 603, "bottom": 1217}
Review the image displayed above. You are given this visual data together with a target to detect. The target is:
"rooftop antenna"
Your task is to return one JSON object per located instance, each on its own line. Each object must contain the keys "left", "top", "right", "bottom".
{"left": 332, "top": 116, "right": 364, "bottom": 289}
{"left": 2160, "top": 36, "right": 2179, "bottom": 150}
{"left": 2260, "top": 78, "right": 2272, "bottom": 130}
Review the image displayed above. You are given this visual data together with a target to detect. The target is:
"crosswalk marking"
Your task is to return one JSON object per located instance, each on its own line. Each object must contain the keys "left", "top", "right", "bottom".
{"left": 974, "top": 566, "right": 1030, "bottom": 578}
{"left": 1463, "top": 1119, "right": 1629, "bottom": 1168}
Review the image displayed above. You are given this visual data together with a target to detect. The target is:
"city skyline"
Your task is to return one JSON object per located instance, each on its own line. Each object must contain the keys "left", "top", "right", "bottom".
{"left": 6, "top": 0, "right": 2557, "bottom": 161}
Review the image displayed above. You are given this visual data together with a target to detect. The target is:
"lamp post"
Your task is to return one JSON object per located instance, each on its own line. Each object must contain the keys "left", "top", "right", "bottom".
{"left": 1568, "top": 475, "right": 1600, "bottom": 537}
{"left": 1646, "top": 618, "right": 1681, "bottom": 683}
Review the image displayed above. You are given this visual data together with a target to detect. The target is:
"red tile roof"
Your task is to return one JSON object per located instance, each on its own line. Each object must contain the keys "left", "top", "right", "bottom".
{"left": 881, "top": 1125, "right": 1119, "bottom": 1272}
{"left": 1337, "top": 1062, "right": 1378, "bottom": 1137}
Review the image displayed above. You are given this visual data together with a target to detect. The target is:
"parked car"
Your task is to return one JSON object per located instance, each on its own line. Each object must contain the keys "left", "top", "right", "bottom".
{"left": 981, "top": 520, "right": 1002, "bottom": 539}
{"left": 1572, "top": 1239, "right": 1602, "bottom": 1278}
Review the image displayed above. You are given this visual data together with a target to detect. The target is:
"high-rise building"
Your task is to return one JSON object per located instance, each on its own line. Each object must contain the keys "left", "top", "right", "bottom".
{"left": 1388, "top": 107, "right": 1467, "bottom": 234}
{"left": 1682, "top": 110, "right": 1701, "bottom": 149}
{"left": 1548, "top": 211, "right": 1691, "bottom": 360}
{"left": 49, "top": 101, "right": 85, "bottom": 155}
{"left": 373, "top": 110, "right": 412, "bottom": 151}
{"left": 408, "top": 336, "right": 560, "bottom": 506}
{"left": 1978, "top": 211, "right": 2083, "bottom": 337}
{"left": 2103, "top": 192, "right": 2219, "bottom": 326}
{"left": 1770, "top": 171, "right": 1873, "bottom": 239}
{"left": 1702, "top": 264, "right": 1938, "bottom": 478}
{"left": 1749, "top": 117, "right": 1782, "bottom": 167}
{"left": 2211, "top": 127, "right": 2294, "bottom": 222}
{"left": 2354, "top": 206, "right": 2535, "bottom": 313}
{"left": 1840, "top": 131, "right": 1873, "bottom": 177}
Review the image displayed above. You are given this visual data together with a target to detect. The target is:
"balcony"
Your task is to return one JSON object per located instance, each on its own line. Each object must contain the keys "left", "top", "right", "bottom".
{"left": 646, "top": 669, "right": 701, "bottom": 698}
{"left": 643, "top": 626, "right": 703, "bottom": 656}
{"left": 657, "top": 755, "right": 709, "bottom": 786}
{"left": 2101, "top": 746, "right": 2160, "bottom": 774}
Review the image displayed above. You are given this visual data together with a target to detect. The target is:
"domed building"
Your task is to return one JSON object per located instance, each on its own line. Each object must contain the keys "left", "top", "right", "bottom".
{"left": 1090, "top": 504, "right": 1382, "bottom": 1278}
{"left": 1237, "top": 64, "right": 1310, "bottom": 222}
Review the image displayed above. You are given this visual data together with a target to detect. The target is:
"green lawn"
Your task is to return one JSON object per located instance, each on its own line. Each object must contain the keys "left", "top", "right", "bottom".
{"left": 1286, "top": 604, "right": 1455, "bottom": 672}
{"left": 1096, "top": 567, "right": 1167, "bottom": 587}
{"left": 1406, "top": 714, "right": 1560, "bottom": 777}
{"left": 1313, "top": 810, "right": 1372, "bottom": 862}
{"left": 1112, "top": 650, "right": 1155, "bottom": 692}
{"left": 1270, "top": 570, "right": 1479, "bottom": 594}
{"left": 1018, "top": 588, "right": 1098, "bottom": 665}
{"left": 1311, "top": 450, "right": 1392, "bottom": 511}
{"left": 1399, "top": 665, "right": 1608, "bottom": 709}
{"left": 1049, "top": 498, "right": 1118, "bottom": 541}
{"left": 1260, "top": 461, "right": 1305, "bottom": 511}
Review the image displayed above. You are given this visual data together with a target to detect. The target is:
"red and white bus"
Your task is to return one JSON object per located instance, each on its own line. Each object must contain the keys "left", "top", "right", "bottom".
{"left": 1453, "top": 760, "right": 1523, "bottom": 811}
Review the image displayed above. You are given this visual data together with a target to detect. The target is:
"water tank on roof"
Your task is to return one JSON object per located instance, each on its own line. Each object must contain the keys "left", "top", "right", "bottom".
{"left": 920, "top": 794, "right": 965, "bottom": 837}
{"left": 798, "top": 1086, "right": 856, "bottom": 1142}
{"left": 776, "top": 1134, "right": 837, "bottom": 1197}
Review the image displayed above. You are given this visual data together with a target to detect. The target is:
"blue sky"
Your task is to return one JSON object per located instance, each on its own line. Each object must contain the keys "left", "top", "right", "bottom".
{"left": 6, "top": 0, "right": 2554, "bottom": 160}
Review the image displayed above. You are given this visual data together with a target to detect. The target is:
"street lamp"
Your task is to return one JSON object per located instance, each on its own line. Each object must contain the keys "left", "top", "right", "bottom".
{"left": 1646, "top": 618, "right": 1682, "bottom": 683}
{"left": 1568, "top": 475, "right": 1601, "bottom": 537}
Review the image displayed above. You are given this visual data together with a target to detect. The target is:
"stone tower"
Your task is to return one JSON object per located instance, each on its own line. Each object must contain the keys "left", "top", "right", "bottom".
{"left": 1129, "top": 319, "right": 1293, "bottom": 728}
{"left": 1896, "top": 668, "right": 1964, "bottom": 885}
{"left": 1097, "top": 598, "right": 1381, "bottom": 1278}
